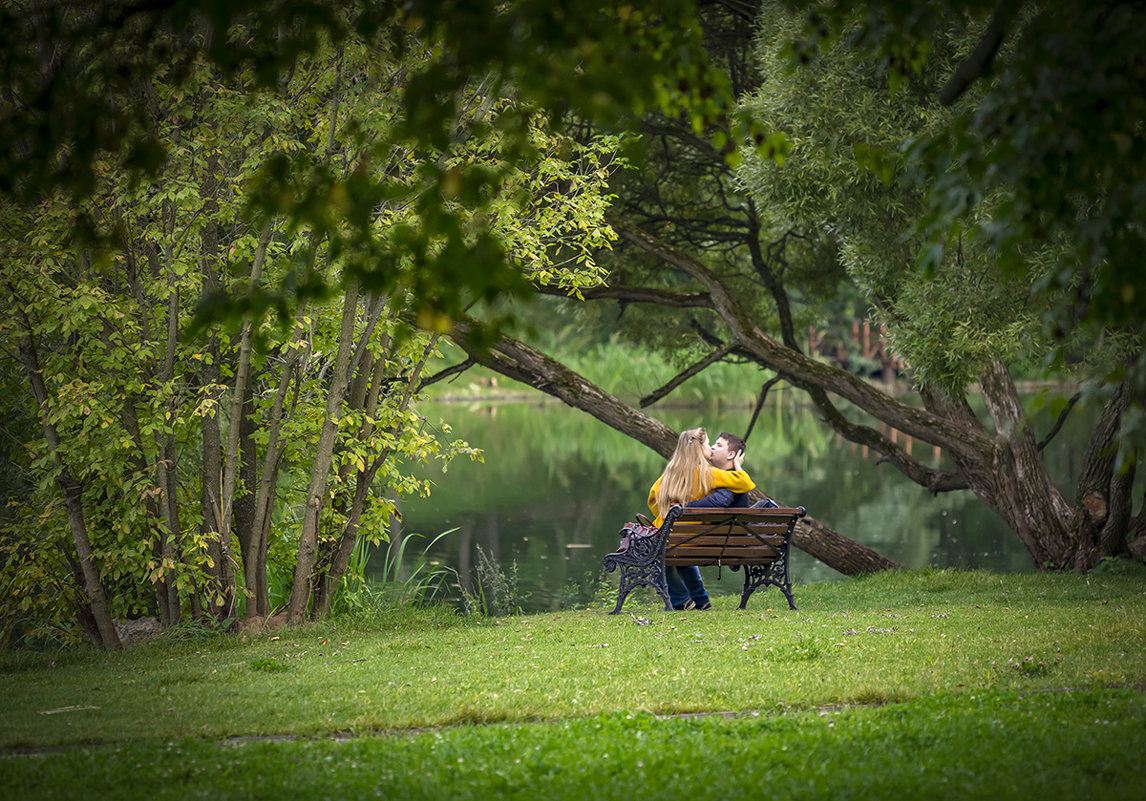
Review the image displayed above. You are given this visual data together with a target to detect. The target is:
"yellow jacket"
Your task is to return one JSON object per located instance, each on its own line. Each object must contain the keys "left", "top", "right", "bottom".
{"left": 647, "top": 467, "right": 755, "bottom": 526}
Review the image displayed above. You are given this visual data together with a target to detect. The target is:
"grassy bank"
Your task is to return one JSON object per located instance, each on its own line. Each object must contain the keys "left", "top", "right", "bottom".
{"left": 2, "top": 569, "right": 1144, "bottom": 799}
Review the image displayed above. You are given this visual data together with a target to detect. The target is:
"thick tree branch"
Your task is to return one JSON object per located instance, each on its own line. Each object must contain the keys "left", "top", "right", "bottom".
{"left": 1075, "top": 378, "right": 1132, "bottom": 559}
{"left": 807, "top": 385, "right": 969, "bottom": 494}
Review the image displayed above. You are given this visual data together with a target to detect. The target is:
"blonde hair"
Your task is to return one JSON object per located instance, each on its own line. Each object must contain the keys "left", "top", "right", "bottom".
{"left": 655, "top": 427, "right": 713, "bottom": 520}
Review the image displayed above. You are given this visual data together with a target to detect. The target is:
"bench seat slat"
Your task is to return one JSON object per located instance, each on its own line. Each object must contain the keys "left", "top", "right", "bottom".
{"left": 666, "top": 556, "right": 778, "bottom": 567}
{"left": 676, "top": 508, "right": 803, "bottom": 521}
{"left": 668, "top": 550, "right": 779, "bottom": 562}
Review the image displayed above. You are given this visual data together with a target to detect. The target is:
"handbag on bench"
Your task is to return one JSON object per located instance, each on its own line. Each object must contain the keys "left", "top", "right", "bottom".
{"left": 616, "top": 513, "right": 658, "bottom": 552}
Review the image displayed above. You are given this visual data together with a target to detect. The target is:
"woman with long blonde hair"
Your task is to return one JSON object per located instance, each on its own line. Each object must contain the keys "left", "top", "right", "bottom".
{"left": 647, "top": 427, "right": 755, "bottom": 609}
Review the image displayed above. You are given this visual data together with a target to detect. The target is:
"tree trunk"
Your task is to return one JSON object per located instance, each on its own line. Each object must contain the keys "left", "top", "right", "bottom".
{"left": 450, "top": 321, "right": 900, "bottom": 575}
{"left": 155, "top": 434, "right": 181, "bottom": 626}
{"left": 15, "top": 318, "right": 122, "bottom": 650}
{"left": 1071, "top": 377, "right": 1134, "bottom": 570}
{"left": 233, "top": 380, "right": 258, "bottom": 613}
{"left": 248, "top": 333, "right": 305, "bottom": 618}
{"left": 154, "top": 277, "right": 182, "bottom": 627}
{"left": 218, "top": 222, "right": 274, "bottom": 615}
{"left": 199, "top": 380, "right": 227, "bottom": 618}
{"left": 966, "top": 355, "right": 1076, "bottom": 569}
{"left": 288, "top": 280, "right": 360, "bottom": 623}
{"left": 194, "top": 156, "right": 232, "bottom": 619}
{"left": 314, "top": 328, "right": 440, "bottom": 619}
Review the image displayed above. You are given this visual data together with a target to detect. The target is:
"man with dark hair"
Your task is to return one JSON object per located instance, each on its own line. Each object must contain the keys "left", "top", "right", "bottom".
{"left": 694, "top": 432, "right": 750, "bottom": 507}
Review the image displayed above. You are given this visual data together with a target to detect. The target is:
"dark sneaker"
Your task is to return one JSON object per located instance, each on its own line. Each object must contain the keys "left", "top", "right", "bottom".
{"left": 696, "top": 601, "right": 713, "bottom": 610}
{"left": 682, "top": 599, "right": 697, "bottom": 610}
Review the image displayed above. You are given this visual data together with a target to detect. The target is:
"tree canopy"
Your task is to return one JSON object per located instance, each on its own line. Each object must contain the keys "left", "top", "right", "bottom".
{"left": 781, "top": 0, "right": 1146, "bottom": 439}
{"left": 0, "top": 4, "right": 637, "bottom": 646}
{"left": 1, "top": 0, "right": 748, "bottom": 339}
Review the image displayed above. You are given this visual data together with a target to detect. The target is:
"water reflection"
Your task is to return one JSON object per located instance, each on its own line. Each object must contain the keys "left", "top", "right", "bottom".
{"left": 382, "top": 394, "right": 1061, "bottom": 612}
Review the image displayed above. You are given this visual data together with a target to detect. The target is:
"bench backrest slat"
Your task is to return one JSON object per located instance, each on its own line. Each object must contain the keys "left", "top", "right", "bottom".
{"left": 669, "top": 536, "right": 783, "bottom": 547}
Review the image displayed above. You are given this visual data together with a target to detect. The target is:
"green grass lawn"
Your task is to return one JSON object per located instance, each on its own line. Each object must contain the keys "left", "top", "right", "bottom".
{"left": 2, "top": 569, "right": 1144, "bottom": 799}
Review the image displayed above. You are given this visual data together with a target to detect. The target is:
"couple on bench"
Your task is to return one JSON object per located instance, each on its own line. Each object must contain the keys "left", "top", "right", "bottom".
{"left": 647, "top": 427, "right": 775, "bottom": 610}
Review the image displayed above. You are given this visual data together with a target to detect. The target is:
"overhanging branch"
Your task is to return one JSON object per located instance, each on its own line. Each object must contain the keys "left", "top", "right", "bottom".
{"left": 535, "top": 283, "right": 711, "bottom": 308}
{"left": 419, "top": 358, "right": 475, "bottom": 391}
{"left": 447, "top": 319, "right": 900, "bottom": 575}
{"left": 610, "top": 213, "right": 992, "bottom": 457}
{"left": 639, "top": 343, "right": 734, "bottom": 407}
{"left": 807, "top": 385, "right": 969, "bottom": 494}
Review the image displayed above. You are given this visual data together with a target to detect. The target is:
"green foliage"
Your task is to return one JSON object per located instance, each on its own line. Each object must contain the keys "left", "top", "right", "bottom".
{"left": 1, "top": 1, "right": 741, "bottom": 335}
{"left": 780, "top": 0, "right": 1146, "bottom": 401}
{"left": 1, "top": 5, "right": 647, "bottom": 639}
{"left": 0, "top": 43, "right": 480, "bottom": 638}
{"left": 738, "top": 2, "right": 1097, "bottom": 392}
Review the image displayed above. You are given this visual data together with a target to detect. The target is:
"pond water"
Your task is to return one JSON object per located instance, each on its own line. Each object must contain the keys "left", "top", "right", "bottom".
{"left": 376, "top": 388, "right": 1091, "bottom": 613}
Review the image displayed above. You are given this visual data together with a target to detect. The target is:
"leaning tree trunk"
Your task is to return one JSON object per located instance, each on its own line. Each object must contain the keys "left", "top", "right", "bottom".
{"left": 15, "top": 317, "right": 122, "bottom": 650}
{"left": 971, "top": 356, "right": 1139, "bottom": 571}
{"left": 963, "top": 355, "right": 1075, "bottom": 568}
{"left": 449, "top": 321, "right": 900, "bottom": 575}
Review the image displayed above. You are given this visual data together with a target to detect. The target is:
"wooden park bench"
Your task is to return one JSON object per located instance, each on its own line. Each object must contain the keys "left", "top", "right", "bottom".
{"left": 602, "top": 504, "right": 806, "bottom": 614}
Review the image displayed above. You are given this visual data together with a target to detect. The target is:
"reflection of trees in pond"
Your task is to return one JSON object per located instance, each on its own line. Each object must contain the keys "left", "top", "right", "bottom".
{"left": 392, "top": 396, "right": 1087, "bottom": 611}
{"left": 397, "top": 446, "right": 644, "bottom": 611}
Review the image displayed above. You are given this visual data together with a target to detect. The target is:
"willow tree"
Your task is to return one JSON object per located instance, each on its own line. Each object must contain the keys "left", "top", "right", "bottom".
{"left": 444, "top": 0, "right": 1145, "bottom": 573}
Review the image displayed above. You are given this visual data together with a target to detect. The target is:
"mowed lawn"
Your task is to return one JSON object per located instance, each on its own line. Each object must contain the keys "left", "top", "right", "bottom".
{"left": 2, "top": 569, "right": 1144, "bottom": 800}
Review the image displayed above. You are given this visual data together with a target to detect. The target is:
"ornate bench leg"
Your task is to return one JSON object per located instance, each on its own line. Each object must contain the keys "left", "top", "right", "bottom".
{"left": 609, "top": 573, "right": 634, "bottom": 615}
{"left": 608, "top": 564, "right": 673, "bottom": 614}
{"left": 738, "top": 561, "right": 798, "bottom": 610}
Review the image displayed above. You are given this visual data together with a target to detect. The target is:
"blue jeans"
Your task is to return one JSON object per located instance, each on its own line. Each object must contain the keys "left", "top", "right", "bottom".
{"left": 666, "top": 565, "right": 709, "bottom": 609}
{"left": 666, "top": 488, "right": 743, "bottom": 608}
